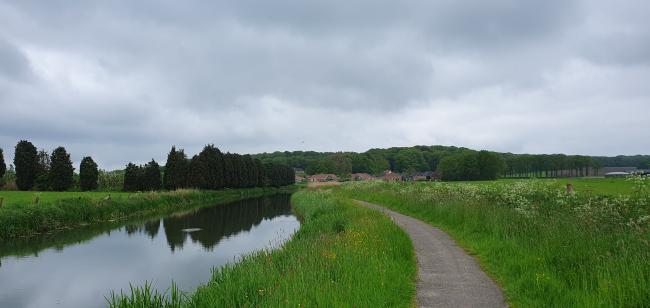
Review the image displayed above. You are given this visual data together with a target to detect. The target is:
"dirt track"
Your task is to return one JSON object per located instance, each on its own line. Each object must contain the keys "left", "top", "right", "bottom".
{"left": 356, "top": 200, "right": 507, "bottom": 308}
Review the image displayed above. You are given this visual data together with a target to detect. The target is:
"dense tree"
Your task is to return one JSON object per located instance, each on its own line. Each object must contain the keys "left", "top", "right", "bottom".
{"left": 186, "top": 145, "right": 224, "bottom": 190}
{"left": 14, "top": 140, "right": 39, "bottom": 190}
{"left": 163, "top": 146, "right": 189, "bottom": 190}
{"left": 123, "top": 163, "right": 140, "bottom": 192}
{"left": 0, "top": 148, "right": 6, "bottom": 182}
{"left": 144, "top": 159, "right": 162, "bottom": 191}
{"left": 79, "top": 156, "right": 99, "bottom": 191}
{"left": 477, "top": 151, "right": 504, "bottom": 180}
{"left": 49, "top": 147, "right": 74, "bottom": 191}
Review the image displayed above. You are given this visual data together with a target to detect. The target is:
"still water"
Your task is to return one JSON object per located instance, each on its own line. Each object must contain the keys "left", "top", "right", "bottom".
{"left": 0, "top": 194, "right": 300, "bottom": 308}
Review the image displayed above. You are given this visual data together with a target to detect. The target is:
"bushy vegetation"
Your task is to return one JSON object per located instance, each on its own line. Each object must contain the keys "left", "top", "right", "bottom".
{"left": 339, "top": 178, "right": 650, "bottom": 307}
{"left": 0, "top": 187, "right": 284, "bottom": 240}
{"left": 108, "top": 190, "right": 416, "bottom": 307}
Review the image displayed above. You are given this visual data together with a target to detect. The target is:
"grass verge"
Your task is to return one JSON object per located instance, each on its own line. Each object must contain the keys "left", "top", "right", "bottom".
{"left": 108, "top": 189, "right": 416, "bottom": 307}
{"left": 338, "top": 180, "right": 650, "bottom": 307}
{"left": 0, "top": 187, "right": 294, "bottom": 241}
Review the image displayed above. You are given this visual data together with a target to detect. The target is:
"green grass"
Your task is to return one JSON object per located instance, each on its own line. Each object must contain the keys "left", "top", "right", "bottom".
{"left": 0, "top": 187, "right": 292, "bottom": 241}
{"left": 338, "top": 180, "right": 650, "bottom": 307}
{"left": 453, "top": 177, "right": 635, "bottom": 195}
{"left": 108, "top": 189, "right": 417, "bottom": 307}
{"left": 0, "top": 191, "right": 132, "bottom": 206}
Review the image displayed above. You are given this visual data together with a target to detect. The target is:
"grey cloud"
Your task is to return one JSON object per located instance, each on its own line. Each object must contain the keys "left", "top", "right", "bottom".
{"left": 0, "top": 1, "right": 649, "bottom": 169}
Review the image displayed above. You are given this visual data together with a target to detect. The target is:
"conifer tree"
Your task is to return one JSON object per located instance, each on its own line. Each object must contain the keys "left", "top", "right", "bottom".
{"left": 14, "top": 140, "right": 39, "bottom": 190}
{"left": 144, "top": 159, "right": 162, "bottom": 191}
{"left": 49, "top": 147, "right": 74, "bottom": 191}
{"left": 0, "top": 148, "right": 6, "bottom": 182}
{"left": 79, "top": 156, "right": 99, "bottom": 191}
{"left": 163, "top": 146, "right": 189, "bottom": 190}
{"left": 123, "top": 163, "right": 139, "bottom": 192}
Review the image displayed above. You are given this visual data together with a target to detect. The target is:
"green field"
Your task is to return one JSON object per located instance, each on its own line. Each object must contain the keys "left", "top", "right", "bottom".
{"left": 109, "top": 189, "right": 416, "bottom": 307}
{"left": 0, "top": 191, "right": 132, "bottom": 207}
{"left": 338, "top": 179, "right": 650, "bottom": 307}
{"left": 454, "top": 177, "right": 636, "bottom": 195}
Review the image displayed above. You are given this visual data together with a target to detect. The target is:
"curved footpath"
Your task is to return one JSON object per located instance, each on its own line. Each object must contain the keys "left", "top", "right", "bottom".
{"left": 355, "top": 200, "right": 507, "bottom": 308}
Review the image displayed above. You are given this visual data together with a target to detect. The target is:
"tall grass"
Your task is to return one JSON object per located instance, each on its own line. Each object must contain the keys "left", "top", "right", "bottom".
{"left": 338, "top": 178, "right": 650, "bottom": 307}
{"left": 108, "top": 189, "right": 416, "bottom": 307}
{"left": 0, "top": 187, "right": 291, "bottom": 240}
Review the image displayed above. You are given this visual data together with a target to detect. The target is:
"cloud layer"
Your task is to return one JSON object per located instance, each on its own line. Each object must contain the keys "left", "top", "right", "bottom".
{"left": 1, "top": 1, "right": 649, "bottom": 169}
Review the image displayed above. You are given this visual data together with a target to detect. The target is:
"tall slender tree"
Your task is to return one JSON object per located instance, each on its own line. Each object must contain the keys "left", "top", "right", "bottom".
{"left": 123, "top": 163, "right": 139, "bottom": 192}
{"left": 49, "top": 147, "right": 74, "bottom": 191}
{"left": 163, "top": 146, "right": 188, "bottom": 190}
{"left": 0, "top": 148, "right": 6, "bottom": 182}
{"left": 144, "top": 159, "right": 162, "bottom": 191}
{"left": 14, "top": 140, "right": 38, "bottom": 190}
{"left": 79, "top": 156, "right": 99, "bottom": 191}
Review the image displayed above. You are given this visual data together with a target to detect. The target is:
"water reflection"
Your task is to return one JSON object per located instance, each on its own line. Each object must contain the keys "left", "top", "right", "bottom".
{"left": 0, "top": 194, "right": 299, "bottom": 308}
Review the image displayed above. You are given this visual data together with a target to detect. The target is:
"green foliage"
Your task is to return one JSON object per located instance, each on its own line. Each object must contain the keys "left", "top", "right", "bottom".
{"left": 144, "top": 159, "right": 162, "bottom": 191}
{"left": 14, "top": 140, "right": 39, "bottom": 191}
{"left": 340, "top": 180, "right": 650, "bottom": 307}
{"left": 187, "top": 145, "right": 224, "bottom": 190}
{"left": 80, "top": 156, "right": 99, "bottom": 191}
{"left": 0, "top": 148, "right": 6, "bottom": 186}
{"left": 98, "top": 169, "right": 124, "bottom": 191}
{"left": 109, "top": 190, "right": 416, "bottom": 307}
{"left": 437, "top": 151, "right": 504, "bottom": 181}
{"left": 163, "top": 146, "right": 189, "bottom": 191}
{"left": 123, "top": 163, "right": 140, "bottom": 192}
{"left": 48, "top": 147, "right": 75, "bottom": 191}
{"left": 36, "top": 149, "right": 50, "bottom": 178}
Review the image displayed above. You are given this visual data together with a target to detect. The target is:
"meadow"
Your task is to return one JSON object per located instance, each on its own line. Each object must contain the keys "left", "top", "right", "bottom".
{"left": 108, "top": 189, "right": 416, "bottom": 307}
{"left": 338, "top": 177, "right": 650, "bottom": 307}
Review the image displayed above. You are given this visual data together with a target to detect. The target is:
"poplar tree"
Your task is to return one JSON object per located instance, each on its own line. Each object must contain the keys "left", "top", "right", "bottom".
{"left": 79, "top": 156, "right": 99, "bottom": 191}
{"left": 14, "top": 140, "right": 38, "bottom": 190}
{"left": 49, "top": 147, "right": 74, "bottom": 191}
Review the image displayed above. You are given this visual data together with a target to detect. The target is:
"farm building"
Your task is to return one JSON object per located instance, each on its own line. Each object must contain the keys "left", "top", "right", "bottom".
{"left": 308, "top": 174, "right": 338, "bottom": 182}
{"left": 382, "top": 171, "right": 402, "bottom": 182}
{"left": 410, "top": 171, "right": 439, "bottom": 181}
{"left": 605, "top": 172, "right": 630, "bottom": 178}
{"left": 351, "top": 173, "right": 374, "bottom": 181}
{"left": 295, "top": 175, "right": 306, "bottom": 183}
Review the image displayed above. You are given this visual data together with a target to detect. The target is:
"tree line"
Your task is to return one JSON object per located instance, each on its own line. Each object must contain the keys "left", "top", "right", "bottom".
{"left": 123, "top": 145, "right": 294, "bottom": 192}
{"left": 254, "top": 145, "right": 641, "bottom": 181}
{"left": 0, "top": 141, "right": 294, "bottom": 192}
{"left": 0, "top": 140, "right": 99, "bottom": 191}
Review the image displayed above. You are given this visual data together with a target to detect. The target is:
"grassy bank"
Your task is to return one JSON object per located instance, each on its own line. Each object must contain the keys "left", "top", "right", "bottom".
{"left": 0, "top": 187, "right": 293, "bottom": 241}
{"left": 339, "top": 179, "right": 650, "bottom": 307}
{"left": 109, "top": 189, "right": 416, "bottom": 307}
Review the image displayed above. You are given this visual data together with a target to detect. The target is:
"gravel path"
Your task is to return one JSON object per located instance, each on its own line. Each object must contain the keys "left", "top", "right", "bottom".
{"left": 356, "top": 200, "right": 507, "bottom": 308}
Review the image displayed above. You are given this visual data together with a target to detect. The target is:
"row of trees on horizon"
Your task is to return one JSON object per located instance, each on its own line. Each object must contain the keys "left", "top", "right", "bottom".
{"left": 0, "top": 141, "right": 294, "bottom": 192}
{"left": 253, "top": 146, "right": 650, "bottom": 181}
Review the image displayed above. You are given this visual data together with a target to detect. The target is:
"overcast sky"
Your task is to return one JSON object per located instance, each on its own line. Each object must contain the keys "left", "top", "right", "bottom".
{"left": 1, "top": 1, "right": 649, "bottom": 169}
